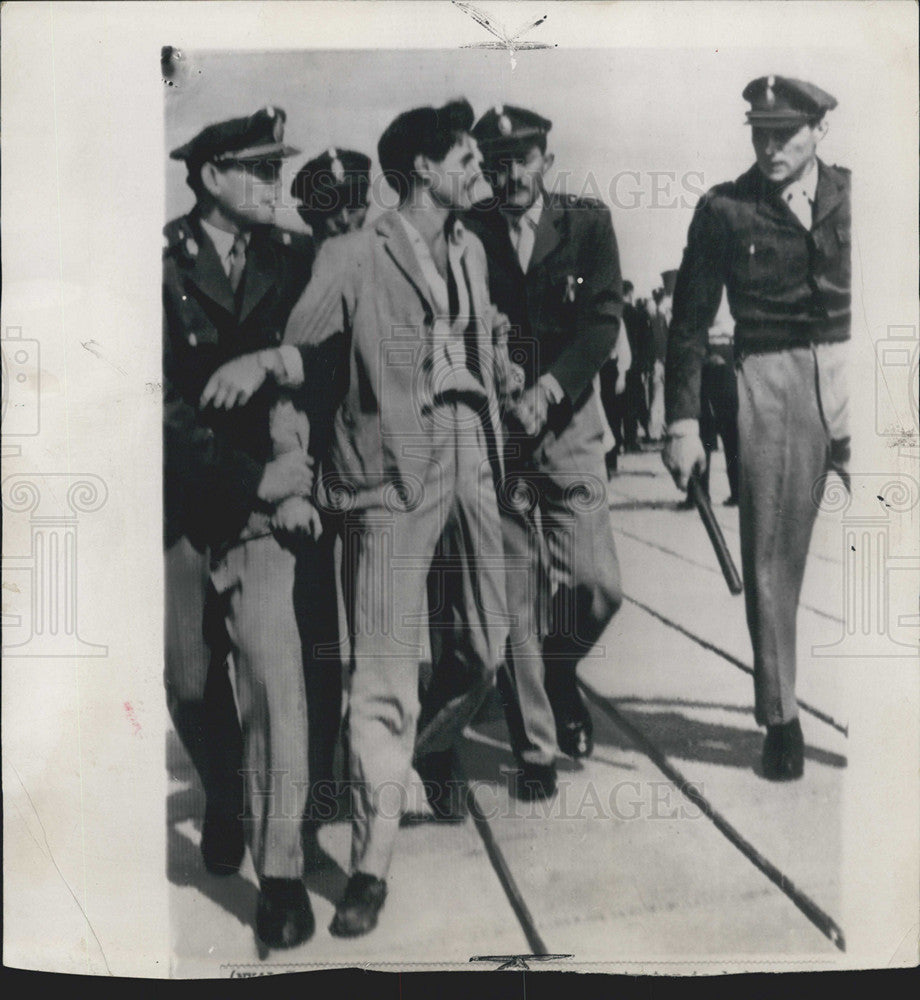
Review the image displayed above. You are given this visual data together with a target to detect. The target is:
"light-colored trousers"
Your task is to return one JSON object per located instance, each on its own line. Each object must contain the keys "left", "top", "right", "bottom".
{"left": 341, "top": 407, "right": 508, "bottom": 879}
{"left": 737, "top": 342, "right": 850, "bottom": 726}
{"left": 167, "top": 532, "right": 312, "bottom": 879}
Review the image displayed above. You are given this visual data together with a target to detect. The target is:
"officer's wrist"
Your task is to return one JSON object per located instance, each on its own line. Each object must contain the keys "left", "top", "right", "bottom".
{"left": 666, "top": 418, "right": 700, "bottom": 439}
{"left": 257, "top": 348, "right": 287, "bottom": 381}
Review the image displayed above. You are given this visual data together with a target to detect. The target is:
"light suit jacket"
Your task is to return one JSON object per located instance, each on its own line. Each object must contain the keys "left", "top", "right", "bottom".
{"left": 280, "top": 210, "right": 509, "bottom": 514}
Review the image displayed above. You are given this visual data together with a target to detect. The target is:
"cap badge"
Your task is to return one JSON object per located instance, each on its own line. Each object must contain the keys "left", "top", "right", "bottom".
{"left": 185, "top": 237, "right": 199, "bottom": 258}
{"left": 765, "top": 75, "right": 775, "bottom": 109}
{"left": 331, "top": 155, "right": 345, "bottom": 183}
{"left": 272, "top": 116, "right": 284, "bottom": 142}
{"left": 265, "top": 106, "right": 275, "bottom": 118}
{"left": 498, "top": 113, "right": 512, "bottom": 136}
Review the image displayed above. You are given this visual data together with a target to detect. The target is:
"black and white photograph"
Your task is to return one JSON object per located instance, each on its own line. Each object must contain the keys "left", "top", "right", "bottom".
{"left": 2, "top": 0, "right": 918, "bottom": 979}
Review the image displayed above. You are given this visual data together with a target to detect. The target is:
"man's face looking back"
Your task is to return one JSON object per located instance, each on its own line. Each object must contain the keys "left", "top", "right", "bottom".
{"left": 489, "top": 143, "right": 550, "bottom": 213}
{"left": 423, "top": 133, "right": 492, "bottom": 211}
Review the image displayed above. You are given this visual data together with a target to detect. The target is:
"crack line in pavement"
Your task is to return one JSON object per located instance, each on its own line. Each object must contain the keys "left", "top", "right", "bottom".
{"left": 456, "top": 763, "right": 550, "bottom": 957}
{"left": 622, "top": 593, "right": 848, "bottom": 736}
{"left": 611, "top": 523, "right": 843, "bottom": 625}
{"left": 577, "top": 679, "right": 847, "bottom": 953}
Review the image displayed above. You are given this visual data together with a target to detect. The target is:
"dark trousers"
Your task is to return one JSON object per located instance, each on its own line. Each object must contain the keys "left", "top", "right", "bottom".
{"left": 499, "top": 398, "right": 623, "bottom": 766}
{"left": 700, "top": 361, "right": 740, "bottom": 500}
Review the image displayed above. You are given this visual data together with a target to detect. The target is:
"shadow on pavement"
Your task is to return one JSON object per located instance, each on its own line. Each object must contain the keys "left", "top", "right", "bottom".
{"left": 166, "top": 730, "right": 349, "bottom": 938}
{"left": 588, "top": 697, "right": 847, "bottom": 773}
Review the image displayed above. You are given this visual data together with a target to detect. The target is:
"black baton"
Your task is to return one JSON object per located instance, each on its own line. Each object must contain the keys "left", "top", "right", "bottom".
{"left": 687, "top": 471, "right": 743, "bottom": 595}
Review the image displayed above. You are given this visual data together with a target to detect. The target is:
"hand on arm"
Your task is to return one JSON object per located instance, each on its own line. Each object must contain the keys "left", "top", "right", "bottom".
{"left": 199, "top": 349, "right": 294, "bottom": 410}
{"left": 271, "top": 495, "right": 323, "bottom": 539}
{"left": 508, "top": 377, "right": 555, "bottom": 437}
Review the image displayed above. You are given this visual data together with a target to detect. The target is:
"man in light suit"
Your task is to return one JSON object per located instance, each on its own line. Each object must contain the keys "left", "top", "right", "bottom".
{"left": 466, "top": 105, "right": 624, "bottom": 798}
{"left": 274, "top": 99, "right": 512, "bottom": 937}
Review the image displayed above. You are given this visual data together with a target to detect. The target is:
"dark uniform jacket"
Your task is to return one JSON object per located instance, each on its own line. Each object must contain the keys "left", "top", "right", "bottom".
{"left": 666, "top": 159, "right": 851, "bottom": 423}
{"left": 465, "top": 192, "right": 623, "bottom": 417}
{"left": 163, "top": 209, "right": 314, "bottom": 552}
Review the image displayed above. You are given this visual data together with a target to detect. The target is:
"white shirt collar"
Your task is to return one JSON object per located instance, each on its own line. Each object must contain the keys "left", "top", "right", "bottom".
{"left": 200, "top": 219, "right": 249, "bottom": 270}
{"left": 507, "top": 192, "right": 544, "bottom": 233}
{"left": 781, "top": 160, "right": 818, "bottom": 204}
{"left": 396, "top": 213, "right": 469, "bottom": 317}
{"left": 800, "top": 160, "right": 819, "bottom": 203}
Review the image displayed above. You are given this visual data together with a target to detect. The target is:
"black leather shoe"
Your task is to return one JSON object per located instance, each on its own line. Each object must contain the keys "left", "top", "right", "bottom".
{"left": 545, "top": 669, "right": 595, "bottom": 760}
{"left": 200, "top": 803, "right": 245, "bottom": 876}
{"left": 329, "top": 873, "right": 387, "bottom": 938}
{"left": 762, "top": 718, "right": 804, "bottom": 781}
{"left": 511, "top": 762, "right": 558, "bottom": 801}
{"left": 557, "top": 712, "right": 594, "bottom": 760}
{"left": 256, "top": 878, "right": 315, "bottom": 949}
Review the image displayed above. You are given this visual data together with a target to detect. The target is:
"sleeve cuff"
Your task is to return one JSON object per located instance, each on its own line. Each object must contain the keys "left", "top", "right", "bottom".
{"left": 539, "top": 372, "right": 565, "bottom": 405}
{"left": 276, "top": 345, "right": 305, "bottom": 387}
{"left": 666, "top": 418, "right": 700, "bottom": 438}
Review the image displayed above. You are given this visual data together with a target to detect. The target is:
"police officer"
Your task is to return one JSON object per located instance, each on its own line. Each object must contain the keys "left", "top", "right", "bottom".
{"left": 164, "top": 106, "right": 324, "bottom": 947}
{"left": 288, "top": 147, "right": 374, "bottom": 811}
{"left": 290, "top": 147, "right": 372, "bottom": 243}
{"left": 467, "top": 105, "right": 624, "bottom": 798}
{"left": 663, "top": 77, "right": 851, "bottom": 781}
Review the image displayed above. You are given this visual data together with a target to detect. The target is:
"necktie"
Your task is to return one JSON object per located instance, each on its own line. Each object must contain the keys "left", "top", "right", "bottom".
{"left": 511, "top": 216, "right": 535, "bottom": 273}
{"left": 227, "top": 234, "right": 247, "bottom": 294}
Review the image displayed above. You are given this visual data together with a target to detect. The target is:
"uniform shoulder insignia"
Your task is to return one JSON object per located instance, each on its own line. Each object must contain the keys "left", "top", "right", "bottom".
{"left": 163, "top": 217, "right": 196, "bottom": 258}
{"left": 708, "top": 178, "right": 741, "bottom": 203}
{"left": 271, "top": 227, "right": 314, "bottom": 255}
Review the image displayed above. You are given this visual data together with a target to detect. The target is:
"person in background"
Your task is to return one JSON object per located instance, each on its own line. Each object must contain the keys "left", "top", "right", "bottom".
{"left": 290, "top": 146, "right": 372, "bottom": 244}
{"left": 663, "top": 75, "right": 850, "bottom": 782}
{"left": 286, "top": 146, "right": 375, "bottom": 820}
{"left": 633, "top": 296, "right": 655, "bottom": 441}
{"left": 698, "top": 336, "right": 740, "bottom": 505}
{"left": 599, "top": 280, "right": 633, "bottom": 475}
{"left": 647, "top": 270, "right": 677, "bottom": 441}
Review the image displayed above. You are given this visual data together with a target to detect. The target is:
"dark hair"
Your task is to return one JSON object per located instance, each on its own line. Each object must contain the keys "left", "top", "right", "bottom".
{"left": 378, "top": 99, "right": 474, "bottom": 203}
{"left": 622, "top": 280, "right": 634, "bottom": 296}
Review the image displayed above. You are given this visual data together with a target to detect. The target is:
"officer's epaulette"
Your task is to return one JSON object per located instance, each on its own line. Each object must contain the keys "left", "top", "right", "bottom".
{"left": 163, "top": 217, "right": 200, "bottom": 261}
{"left": 558, "top": 192, "right": 605, "bottom": 212}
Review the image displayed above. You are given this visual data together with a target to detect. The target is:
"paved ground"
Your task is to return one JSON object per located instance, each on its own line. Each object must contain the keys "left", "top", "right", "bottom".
{"left": 167, "top": 445, "right": 847, "bottom": 975}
